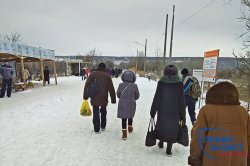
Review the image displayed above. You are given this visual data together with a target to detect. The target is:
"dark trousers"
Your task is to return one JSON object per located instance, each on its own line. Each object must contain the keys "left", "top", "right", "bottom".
{"left": 93, "top": 106, "right": 107, "bottom": 132}
{"left": 122, "top": 118, "right": 133, "bottom": 129}
{"left": 81, "top": 75, "right": 86, "bottom": 80}
{"left": 185, "top": 95, "right": 196, "bottom": 124}
{"left": 0, "top": 78, "right": 12, "bottom": 98}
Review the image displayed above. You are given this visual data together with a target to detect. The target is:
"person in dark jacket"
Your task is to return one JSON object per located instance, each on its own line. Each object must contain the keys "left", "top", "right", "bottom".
{"left": 150, "top": 64, "right": 186, "bottom": 156}
{"left": 115, "top": 68, "right": 119, "bottom": 78}
{"left": 111, "top": 68, "right": 115, "bottom": 77}
{"left": 83, "top": 63, "right": 116, "bottom": 133}
{"left": 117, "top": 70, "right": 140, "bottom": 140}
{"left": 44, "top": 66, "right": 50, "bottom": 84}
{"left": 181, "top": 68, "right": 196, "bottom": 125}
{"left": 80, "top": 67, "right": 86, "bottom": 81}
{"left": 0, "top": 62, "right": 14, "bottom": 98}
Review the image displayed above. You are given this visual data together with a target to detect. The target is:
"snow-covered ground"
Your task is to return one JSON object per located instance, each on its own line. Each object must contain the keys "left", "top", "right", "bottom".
{"left": 0, "top": 76, "right": 193, "bottom": 166}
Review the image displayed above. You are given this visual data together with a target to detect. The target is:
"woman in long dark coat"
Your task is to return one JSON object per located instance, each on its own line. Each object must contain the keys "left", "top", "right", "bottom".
{"left": 150, "top": 64, "right": 186, "bottom": 156}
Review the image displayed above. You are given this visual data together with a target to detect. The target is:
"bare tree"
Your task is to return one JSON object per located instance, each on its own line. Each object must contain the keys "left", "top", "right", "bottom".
{"left": 119, "top": 61, "right": 129, "bottom": 69}
{"left": 84, "top": 48, "right": 102, "bottom": 68}
{"left": 136, "top": 51, "right": 145, "bottom": 71}
{"left": 2, "top": 32, "right": 22, "bottom": 42}
{"left": 239, "top": 0, "right": 250, "bottom": 49}
{"left": 232, "top": 0, "right": 250, "bottom": 110}
{"left": 104, "top": 60, "right": 115, "bottom": 68}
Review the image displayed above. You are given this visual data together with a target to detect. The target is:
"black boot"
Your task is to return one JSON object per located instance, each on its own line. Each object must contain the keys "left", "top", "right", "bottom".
{"left": 166, "top": 143, "right": 173, "bottom": 157}
{"left": 158, "top": 141, "right": 164, "bottom": 148}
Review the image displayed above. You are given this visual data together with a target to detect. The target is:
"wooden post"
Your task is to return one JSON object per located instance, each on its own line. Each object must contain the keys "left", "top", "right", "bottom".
{"left": 169, "top": 5, "right": 175, "bottom": 61}
{"left": 135, "top": 48, "right": 138, "bottom": 75}
{"left": 40, "top": 60, "right": 45, "bottom": 86}
{"left": 163, "top": 14, "right": 168, "bottom": 66}
{"left": 14, "top": 62, "right": 18, "bottom": 83}
{"left": 78, "top": 61, "right": 81, "bottom": 76}
{"left": 66, "top": 62, "right": 69, "bottom": 77}
{"left": 53, "top": 61, "right": 57, "bottom": 85}
{"left": 20, "top": 57, "right": 25, "bottom": 84}
{"left": 143, "top": 39, "right": 147, "bottom": 76}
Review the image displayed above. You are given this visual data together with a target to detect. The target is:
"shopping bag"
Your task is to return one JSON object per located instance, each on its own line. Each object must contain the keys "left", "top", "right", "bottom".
{"left": 80, "top": 100, "right": 92, "bottom": 116}
{"left": 177, "top": 121, "right": 189, "bottom": 146}
{"left": 145, "top": 118, "right": 157, "bottom": 147}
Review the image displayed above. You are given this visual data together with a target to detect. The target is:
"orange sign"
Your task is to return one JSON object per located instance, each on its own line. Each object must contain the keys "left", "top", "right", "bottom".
{"left": 204, "top": 49, "right": 219, "bottom": 58}
{"left": 202, "top": 49, "right": 219, "bottom": 82}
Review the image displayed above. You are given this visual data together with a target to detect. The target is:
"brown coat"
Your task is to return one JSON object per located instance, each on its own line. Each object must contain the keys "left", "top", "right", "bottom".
{"left": 189, "top": 82, "right": 250, "bottom": 166}
{"left": 83, "top": 70, "right": 116, "bottom": 107}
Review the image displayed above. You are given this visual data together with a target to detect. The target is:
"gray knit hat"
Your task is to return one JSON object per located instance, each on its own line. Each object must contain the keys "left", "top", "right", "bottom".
{"left": 164, "top": 65, "right": 178, "bottom": 76}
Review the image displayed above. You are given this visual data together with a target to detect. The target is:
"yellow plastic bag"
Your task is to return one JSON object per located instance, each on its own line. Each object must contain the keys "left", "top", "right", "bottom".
{"left": 80, "top": 100, "right": 92, "bottom": 116}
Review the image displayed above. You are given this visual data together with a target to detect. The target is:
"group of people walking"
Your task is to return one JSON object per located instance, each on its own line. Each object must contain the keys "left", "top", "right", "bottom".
{"left": 83, "top": 62, "right": 250, "bottom": 165}
{"left": 83, "top": 63, "right": 139, "bottom": 139}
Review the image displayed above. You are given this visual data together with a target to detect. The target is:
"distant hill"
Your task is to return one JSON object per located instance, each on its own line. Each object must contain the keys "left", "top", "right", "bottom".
{"left": 55, "top": 55, "right": 237, "bottom": 70}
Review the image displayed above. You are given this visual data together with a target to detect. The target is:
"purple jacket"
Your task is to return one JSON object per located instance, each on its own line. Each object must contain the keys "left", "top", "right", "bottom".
{"left": 117, "top": 71, "right": 140, "bottom": 119}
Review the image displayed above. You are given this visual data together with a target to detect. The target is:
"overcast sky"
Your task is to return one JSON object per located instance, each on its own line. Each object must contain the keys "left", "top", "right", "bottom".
{"left": 0, "top": 0, "right": 244, "bottom": 57}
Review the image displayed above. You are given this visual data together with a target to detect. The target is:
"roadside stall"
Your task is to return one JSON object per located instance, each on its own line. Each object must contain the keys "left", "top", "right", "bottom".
{"left": 0, "top": 41, "right": 57, "bottom": 91}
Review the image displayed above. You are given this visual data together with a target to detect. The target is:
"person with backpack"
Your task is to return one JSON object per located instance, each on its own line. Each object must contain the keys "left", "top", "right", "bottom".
{"left": 83, "top": 63, "right": 116, "bottom": 133}
{"left": 117, "top": 70, "right": 140, "bottom": 140}
{"left": 181, "top": 68, "right": 201, "bottom": 125}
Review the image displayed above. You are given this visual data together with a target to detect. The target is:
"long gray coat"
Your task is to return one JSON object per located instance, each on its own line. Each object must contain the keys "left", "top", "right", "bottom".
{"left": 117, "top": 71, "right": 140, "bottom": 119}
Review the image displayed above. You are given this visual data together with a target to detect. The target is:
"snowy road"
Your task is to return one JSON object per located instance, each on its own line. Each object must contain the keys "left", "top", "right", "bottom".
{"left": 0, "top": 76, "right": 192, "bottom": 166}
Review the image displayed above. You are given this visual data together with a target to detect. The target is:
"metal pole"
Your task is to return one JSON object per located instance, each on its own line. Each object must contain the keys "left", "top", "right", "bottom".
{"left": 199, "top": 80, "right": 203, "bottom": 109}
{"left": 200, "top": 78, "right": 205, "bottom": 108}
{"left": 163, "top": 14, "right": 168, "bottom": 66}
{"left": 169, "top": 5, "right": 175, "bottom": 61}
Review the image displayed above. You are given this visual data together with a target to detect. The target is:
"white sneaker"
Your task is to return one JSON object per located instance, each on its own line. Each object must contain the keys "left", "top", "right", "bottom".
{"left": 101, "top": 128, "right": 105, "bottom": 131}
{"left": 95, "top": 131, "right": 100, "bottom": 134}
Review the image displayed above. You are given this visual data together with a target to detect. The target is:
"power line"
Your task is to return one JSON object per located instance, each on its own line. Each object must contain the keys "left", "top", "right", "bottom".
{"left": 175, "top": 0, "right": 217, "bottom": 29}
{"left": 147, "top": 0, "right": 217, "bottom": 51}
{"left": 147, "top": 34, "right": 165, "bottom": 48}
{"left": 140, "top": 0, "right": 217, "bottom": 54}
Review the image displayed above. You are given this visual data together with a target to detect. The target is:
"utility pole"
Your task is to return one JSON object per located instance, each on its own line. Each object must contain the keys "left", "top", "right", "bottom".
{"left": 144, "top": 39, "right": 147, "bottom": 76}
{"left": 163, "top": 14, "right": 168, "bottom": 66}
{"left": 169, "top": 5, "right": 175, "bottom": 61}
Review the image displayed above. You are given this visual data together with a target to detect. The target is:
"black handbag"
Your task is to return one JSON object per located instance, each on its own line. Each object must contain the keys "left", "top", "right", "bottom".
{"left": 177, "top": 121, "right": 189, "bottom": 146}
{"left": 87, "top": 72, "right": 101, "bottom": 99}
{"left": 145, "top": 118, "right": 157, "bottom": 147}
